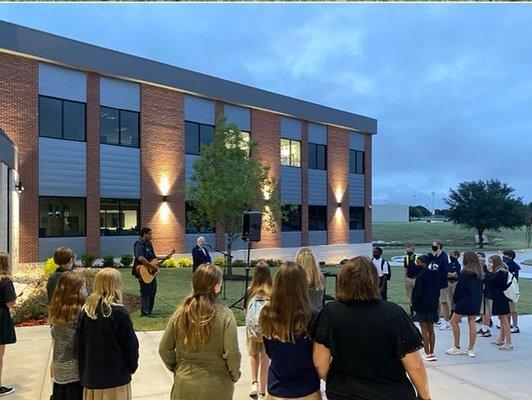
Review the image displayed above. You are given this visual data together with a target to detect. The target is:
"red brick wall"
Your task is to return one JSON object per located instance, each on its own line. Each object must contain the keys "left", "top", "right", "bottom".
{"left": 364, "top": 133, "right": 373, "bottom": 243}
{"left": 0, "top": 53, "right": 38, "bottom": 262}
{"left": 251, "top": 109, "right": 281, "bottom": 248}
{"left": 301, "top": 121, "right": 309, "bottom": 246}
{"left": 140, "top": 84, "right": 185, "bottom": 254}
{"left": 86, "top": 73, "right": 100, "bottom": 256}
{"left": 327, "top": 126, "right": 349, "bottom": 244}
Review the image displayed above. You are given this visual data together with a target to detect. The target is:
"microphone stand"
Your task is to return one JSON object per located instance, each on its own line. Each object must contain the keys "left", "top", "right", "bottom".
{"left": 206, "top": 243, "right": 233, "bottom": 300}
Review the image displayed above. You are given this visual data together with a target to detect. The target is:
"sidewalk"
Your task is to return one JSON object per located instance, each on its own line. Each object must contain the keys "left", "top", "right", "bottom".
{"left": 4, "top": 316, "right": 532, "bottom": 400}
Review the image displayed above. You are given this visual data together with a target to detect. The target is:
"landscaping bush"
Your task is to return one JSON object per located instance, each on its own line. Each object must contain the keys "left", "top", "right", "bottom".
{"left": 213, "top": 257, "right": 226, "bottom": 268}
{"left": 120, "top": 254, "right": 134, "bottom": 269}
{"left": 250, "top": 258, "right": 281, "bottom": 269}
{"left": 161, "top": 258, "right": 179, "bottom": 268}
{"left": 177, "top": 257, "right": 192, "bottom": 268}
{"left": 231, "top": 259, "right": 246, "bottom": 268}
{"left": 81, "top": 252, "right": 96, "bottom": 268}
{"left": 161, "top": 257, "right": 192, "bottom": 268}
{"left": 102, "top": 254, "right": 116, "bottom": 268}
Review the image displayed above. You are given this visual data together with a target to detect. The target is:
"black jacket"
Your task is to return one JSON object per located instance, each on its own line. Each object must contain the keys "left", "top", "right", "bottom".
{"left": 192, "top": 245, "right": 211, "bottom": 271}
{"left": 77, "top": 304, "right": 139, "bottom": 389}
{"left": 453, "top": 272, "right": 483, "bottom": 316}
{"left": 429, "top": 251, "right": 449, "bottom": 289}
{"left": 411, "top": 268, "right": 440, "bottom": 313}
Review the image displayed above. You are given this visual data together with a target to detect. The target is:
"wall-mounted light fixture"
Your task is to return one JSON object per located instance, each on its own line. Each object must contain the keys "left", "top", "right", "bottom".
{"left": 162, "top": 195, "right": 168, "bottom": 202}
{"left": 15, "top": 181, "right": 24, "bottom": 194}
{"left": 337, "top": 202, "right": 342, "bottom": 208}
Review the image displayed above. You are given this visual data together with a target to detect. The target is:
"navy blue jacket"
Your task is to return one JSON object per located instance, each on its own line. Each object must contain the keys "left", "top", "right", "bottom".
{"left": 505, "top": 259, "right": 521, "bottom": 280}
{"left": 448, "top": 259, "right": 461, "bottom": 282}
{"left": 191, "top": 245, "right": 212, "bottom": 272}
{"left": 453, "top": 272, "right": 483, "bottom": 316}
{"left": 429, "top": 251, "right": 449, "bottom": 289}
{"left": 482, "top": 264, "right": 493, "bottom": 299}
{"left": 411, "top": 268, "right": 440, "bottom": 314}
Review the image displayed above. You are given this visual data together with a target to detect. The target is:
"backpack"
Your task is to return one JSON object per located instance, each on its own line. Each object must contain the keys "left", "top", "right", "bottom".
{"left": 246, "top": 297, "right": 268, "bottom": 340}
{"left": 381, "top": 258, "right": 392, "bottom": 281}
{"left": 504, "top": 271, "right": 520, "bottom": 303}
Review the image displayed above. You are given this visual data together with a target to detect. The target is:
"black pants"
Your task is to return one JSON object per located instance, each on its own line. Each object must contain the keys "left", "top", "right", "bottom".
{"left": 380, "top": 279, "right": 388, "bottom": 301}
{"left": 139, "top": 278, "right": 157, "bottom": 316}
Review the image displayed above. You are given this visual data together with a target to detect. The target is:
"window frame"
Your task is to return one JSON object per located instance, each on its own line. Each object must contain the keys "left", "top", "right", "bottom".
{"left": 308, "top": 143, "right": 327, "bottom": 170}
{"left": 280, "top": 138, "right": 301, "bottom": 167}
{"left": 185, "top": 121, "right": 216, "bottom": 155}
{"left": 100, "top": 198, "right": 140, "bottom": 236}
{"left": 349, "top": 206, "right": 365, "bottom": 230}
{"left": 349, "top": 149, "right": 365, "bottom": 174}
{"left": 99, "top": 105, "right": 140, "bottom": 148}
{"left": 38, "top": 196, "right": 87, "bottom": 238}
{"left": 39, "top": 95, "right": 87, "bottom": 142}
{"left": 308, "top": 205, "right": 328, "bottom": 231}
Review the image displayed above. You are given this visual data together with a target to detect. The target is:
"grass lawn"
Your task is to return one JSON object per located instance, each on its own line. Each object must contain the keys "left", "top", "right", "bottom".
{"left": 120, "top": 267, "right": 532, "bottom": 331}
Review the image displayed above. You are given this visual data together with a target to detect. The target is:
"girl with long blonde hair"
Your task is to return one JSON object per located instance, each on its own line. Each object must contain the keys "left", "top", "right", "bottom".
{"left": 48, "top": 271, "right": 86, "bottom": 400}
{"left": 486, "top": 255, "right": 513, "bottom": 350}
{"left": 77, "top": 268, "right": 139, "bottom": 400}
{"left": 295, "top": 247, "right": 325, "bottom": 311}
{"left": 0, "top": 252, "right": 16, "bottom": 396}
{"left": 159, "top": 264, "right": 241, "bottom": 400}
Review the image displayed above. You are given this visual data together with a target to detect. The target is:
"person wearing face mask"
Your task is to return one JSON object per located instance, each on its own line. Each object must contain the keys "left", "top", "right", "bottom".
{"left": 447, "top": 250, "right": 461, "bottom": 315}
{"left": 502, "top": 250, "right": 520, "bottom": 333}
{"left": 477, "top": 252, "right": 493, "bottom": 337}
{"left": 403, "top": 244, "right": 420, "bottom": 317}
{"left": 372, "top": 247, "right": 391, "bottom": 301}
{"left": 428, "top": 242, "right": 450, "bottom": 331}
{"left": 46, "top": 247, "right": 76, "bottom": 303}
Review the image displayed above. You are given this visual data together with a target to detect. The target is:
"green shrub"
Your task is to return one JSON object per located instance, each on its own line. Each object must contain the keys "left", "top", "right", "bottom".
{"left": 161, "top": 258, "right": 178, "bottom": 268}
{"left": 231, "top": 259, "right": 246, "bottom": 268}
{"left": 250, "top": 258, "right": 281, "bottom": 269}
{"left": 120, "top": 254, "right": 134, "bottom": 269}
{"left": 81, "top": 252, "right": 96, "bottom": 268}
{"left": 102, "top": 254, "right": 116, "bottom": 268}
{"left": 213, "top": 257, "right": 226, "bottom": 268}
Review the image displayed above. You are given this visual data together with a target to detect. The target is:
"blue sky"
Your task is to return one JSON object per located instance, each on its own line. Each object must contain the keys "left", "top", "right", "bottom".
{"left": 1, "top": 3, "right": 531, "bottom": 209}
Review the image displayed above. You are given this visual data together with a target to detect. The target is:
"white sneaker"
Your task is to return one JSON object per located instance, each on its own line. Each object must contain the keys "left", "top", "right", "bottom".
{"left": 466, "top": 349, "right": 475, "bottom": 357}
{"left": 438, "top": 322, "right": 452, "bottom": 331}
{"left": 249, "top": 381, "right": 258, "bottom": 397}
{"left": 258, "top": 395, "right": 265, "bottom": 400}
{"left": 511, "top": 326, "right": 520, "bottom": 333}
{"left": 445, "top": 346, "right": 463, "bottom": 355}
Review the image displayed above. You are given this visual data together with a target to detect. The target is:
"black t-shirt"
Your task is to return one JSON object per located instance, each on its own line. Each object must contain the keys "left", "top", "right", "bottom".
{"left": 314, "top": 300, "right": 422, "bottom": 400}
{"left": 0, "top": 277, "right": 17, "bottom": 309}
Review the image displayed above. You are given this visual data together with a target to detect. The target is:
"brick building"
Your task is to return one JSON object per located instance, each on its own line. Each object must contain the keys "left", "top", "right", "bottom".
{"left": 0, "top": 21, "right": 377, "bottom": 263}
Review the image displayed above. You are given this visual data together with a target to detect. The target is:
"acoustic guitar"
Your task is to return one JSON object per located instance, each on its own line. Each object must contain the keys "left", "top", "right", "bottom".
{"left": 138, "top": 249, "right": 175, "bottom": 284}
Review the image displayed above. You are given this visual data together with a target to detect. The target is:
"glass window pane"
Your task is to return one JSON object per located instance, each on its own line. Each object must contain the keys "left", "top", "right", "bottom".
{"left": 308, "top": 143, "right": 317, "bottom": 169}
{"left": 62, "top": 198, "right": 86, "bottom": 236}
{"left": 291, "top": 140, "right": 301, "bottom": 167}
{"left": 282, "top": 204, "right": 301, "bottom": 231}
{"left": 39, "top": 97, "right": 62, "bottom": 139}
{"left": 100, "top": 107, "right": 120, "bottom": 145}
{"left": 120, "top": 111, "right": 139, "bottom": 147}
{"left": 63, "top": 101, "right": 85, "bottom": 141}
{"left": 280, "top": 139, "right": 291, "bottom": 166}
{"left": 120, "top": 199, "right": 139, "bottom": 235}
{"left": 200, "top": 124, "right": 214, "bottom": 148}
{"left": 39, "top": 197, "right": 63, "bottom": 237}
{"left": 349, "top": 150, "right": 356, "bottom": 173}
{"left": 317, "top": 206, "right": 327, "bottom": 230}
{"left": 356, "top": 151, "right": 364, "bottom": 174}
{"left": 185, "top": 122, "right": 199, "bottom": 155}
{"left": 317, "top": 145, "right": 326, "bottom": 170}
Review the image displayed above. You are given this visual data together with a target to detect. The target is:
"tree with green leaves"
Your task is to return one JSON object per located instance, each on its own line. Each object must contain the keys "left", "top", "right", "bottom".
{"left": 188, "top": 117, "right": 282, "bottom": 274}
{"left": 444, "top": 179, "right": 526, "bottom": 248}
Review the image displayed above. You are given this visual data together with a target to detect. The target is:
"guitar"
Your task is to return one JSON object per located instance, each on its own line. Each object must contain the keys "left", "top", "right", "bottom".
{"left": 138, "top": 249, "right": 175, "bottom": 284}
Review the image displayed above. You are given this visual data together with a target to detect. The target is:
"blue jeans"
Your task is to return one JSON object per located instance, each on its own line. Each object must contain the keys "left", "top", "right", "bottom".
{"left": 139, "top": 278, "right": 157, "bottom": 316}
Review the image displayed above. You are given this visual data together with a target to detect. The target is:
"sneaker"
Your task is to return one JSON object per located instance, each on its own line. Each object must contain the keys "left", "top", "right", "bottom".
{"left": 480, "top": 330, "right": 492, "bottom": 338}
{"left": 496, "top": 325, "right": 501, "bottom": 329}
{"left": 427, "top": 353, "right": 437, "bottom": 361}
{"left": 491, "top": 340, "right": 504, "bottom": 346}
{"left": 499, "top": 344, "right": 514, "bottom": 351}
{"left": 438, "top": 322, "right": 452, "bottom": 331}
{"left": 0, "top": 387, "right": 15, "bottom": 396}
{"left": 476, "top": 328, "right": 484, "bottom": 335}
{"left": 511, "top": 326, "right": 520, "bottom": 334}
{"left": 445, "top": 346, "right": 463, "bottom": 355}
{"left": 489, "top": 319, "right": 493, "bottom": 328}
{"left": 475, "top": 317, "right": 482, "bottom": 323}
{"left": 258, "top": 395, "right": 265, "bottom": 400}
{"left": 466, "top": 349, "right": 475, "bottom": 357}
{"left": 249, "top": 381, "right": 258, "bottom": 397}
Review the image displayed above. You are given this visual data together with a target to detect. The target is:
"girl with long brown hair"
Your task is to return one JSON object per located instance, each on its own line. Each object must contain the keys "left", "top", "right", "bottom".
{"left": 77, "top": 268, "right": 139, "bottom": 400}
{"left": 259, "top": 261, "right": 320, "bottom": 400}
{"left": 295, "top": 248, "right": 325, "bottom": 311}
{"left": 486, "top": 255, "right": 513, "bottom": 350}
{"left": 159, "top": 263, "right": 241, "bottom": 400}
{"left": 49, "top": 271, "right": 86, "bottom": 400}
{"left": 0, "top": 252, "right": 16, "bottom": 396}
{"left": 245, "top": 261, "right": 272, "bottom": 399}
{"left": 446, "top": 252, "right": 483, "bottom": 357}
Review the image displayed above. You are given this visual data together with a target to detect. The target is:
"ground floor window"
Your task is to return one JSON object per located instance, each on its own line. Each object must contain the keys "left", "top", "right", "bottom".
{"left": 309, "top": 205, "right": 327, "bottom": 231}
{"left": 185, "top": 201, "right": 215, "bottom": 234}
{"left": 281, "top": 204, "right": 302, "bottom": 231}
{"left": 349, "top": 206, "right": 365, "bottom": 230}
{"left": 39, "top": 197, "right": 86, "bottom": 237}
{"left": 100, "top": 199, "right": 140, "bottom": 236}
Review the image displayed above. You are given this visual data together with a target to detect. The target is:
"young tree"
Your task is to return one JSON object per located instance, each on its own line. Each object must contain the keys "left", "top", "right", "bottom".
{"left": 445, "top": 179, "right": 526, "bottom": 248}
{"left": 409, "top": 206, "right": 422, "bottom": 221}
{"left": 525, "top": 202, "right": 532, "bottom": 248}
{"left": 188, "top": 117, "right": 282, "bottom": 274}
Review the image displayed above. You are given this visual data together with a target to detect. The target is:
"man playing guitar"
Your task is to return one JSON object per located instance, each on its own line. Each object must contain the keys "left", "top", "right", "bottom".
{"left": 133, "top": 227, "right": 174, "bottom": 317}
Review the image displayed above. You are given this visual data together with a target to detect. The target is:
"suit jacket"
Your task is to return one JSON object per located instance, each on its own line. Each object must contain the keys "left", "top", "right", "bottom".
{"left": 192, "top": 245, "right": 211, "bottom": 271}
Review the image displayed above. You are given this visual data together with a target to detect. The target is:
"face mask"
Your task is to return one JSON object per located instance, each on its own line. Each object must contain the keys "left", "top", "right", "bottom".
{"left": 431, "top": 246, "right": 438, "bottom": 252}
{"left": 449, "top": 256, "right": 456, "bottom": 262}
{"left": 373, "top": 254, "right": 380, "bottom": 259}
{"left": 406, "top": 251, "right": 413, "bottom": 256}
{"left": 503, "top": 256, "right": 510, "bottom": 263}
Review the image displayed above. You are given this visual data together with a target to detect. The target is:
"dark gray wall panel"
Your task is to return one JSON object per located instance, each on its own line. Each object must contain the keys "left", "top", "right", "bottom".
{"left": 185, "top": 95, "right": 215, "bottom": 125}
{"left": 349, "top": 132, "right": 365, "bottom": 151}
{"left": 308, "top": 123, "right": 327, "bottom": 145}
{"left": 100, "top": 144, "right": 140, "bottom": 199}
{"left": 224, "top": 104, "right": 250, "bottom": 131}
{"left": 308, "top": 169, "right": 327, "bottom": 205}
{"left": 39, "top": 237, "right": 85, "bottom": 261}
{"left": 349, "top": 174, "right": 365, "bottom": 206}
{"left": 349, "top": 230, "right": 365, "bottom": 244}
{"left": 39, "top": 137, "right": 86, "bottom": 196}
{"left": 100, "top": 77, "right": 140, "bottom": 111}
{"left": 38, "top": 62, "right": 86, "bottom": 102}
{"left": 100, "top": 236, "right": 137, "bottom": 257}
{"left": 281, "top": 166, "right": 301, "bottom": 204}
{"left": 309, "top": 231, "right": 327, "bottom": 246}
{"left": 281, "top": 117, "right": 301, "bottom": 140}
{"left": 281, "top": 231, "right": 301, "bottom": 247}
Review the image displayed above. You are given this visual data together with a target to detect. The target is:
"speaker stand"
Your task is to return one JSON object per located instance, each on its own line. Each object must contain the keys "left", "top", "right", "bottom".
{"left": 229, "top": 240, "right": 252, "bottom": 310}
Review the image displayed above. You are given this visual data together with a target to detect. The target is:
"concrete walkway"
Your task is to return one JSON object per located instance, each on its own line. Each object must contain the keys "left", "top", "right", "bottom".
{"left": 4, "top": 316, "right": 532, "bottom": 400}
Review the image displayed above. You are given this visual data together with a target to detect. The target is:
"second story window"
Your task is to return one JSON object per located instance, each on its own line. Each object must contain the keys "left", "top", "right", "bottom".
{"left": 281, "top": 204, "right": 302, "bottom": 231}
{"left": 308, "top": 143, "right": 327, "bottom": 170}
{"left": 185, "top": 121, "right": 214, "bottom": 155}
{"left": 349, "top": 150, "right": 365, "bottom": 174}
{"left": 39, "top": 95, "right": 86, "bottom": 141}
{"left": 100, "top": 107, "right": 140, "bottom": 147}
{"left": 280, "top": 138, "right": 301, "bottom": 167}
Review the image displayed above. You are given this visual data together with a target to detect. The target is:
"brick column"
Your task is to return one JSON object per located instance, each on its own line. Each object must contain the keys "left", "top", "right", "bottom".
{"left": 251, "top": 109, "right": 281, "bottom": 249}
{"left": 327, "top": 126, "right": 349, "bottom": 244}
{"left": 140, "top": 84, "right": 186, "bottom": 254}
{"left": 364, "top": 134, "right": 373, "bottom": 243}
{"left": 0, "top": 53, "right": 38, "bottom": 262}
{"left": 86, "top": 73, "right": 100, "bottom": 256}
{"left": 301, "top": 121, "right": 309, "bottom": 246}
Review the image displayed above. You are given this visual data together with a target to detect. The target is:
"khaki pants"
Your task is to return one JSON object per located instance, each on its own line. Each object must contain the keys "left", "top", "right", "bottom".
{"left": 447, "top": 281, "right": 457, "bottom": 310}
{"left": 405, "top": 277, "right": 416, "bottom": 305}
{"left": 265, "top": 391, "right": 322, "bottom": 400}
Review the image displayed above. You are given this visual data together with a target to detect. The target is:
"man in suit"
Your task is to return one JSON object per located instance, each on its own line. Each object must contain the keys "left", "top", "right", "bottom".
{"left": 192, "top": 236, "right": 212, "bottom": 272}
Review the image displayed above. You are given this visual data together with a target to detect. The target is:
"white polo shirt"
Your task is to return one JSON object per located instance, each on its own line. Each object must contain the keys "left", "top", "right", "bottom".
{"left": 372, "top": 257, "right": 390, "bottom": 278}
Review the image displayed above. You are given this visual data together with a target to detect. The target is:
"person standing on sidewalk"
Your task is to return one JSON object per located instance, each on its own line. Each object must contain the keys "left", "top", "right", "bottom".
{"left": 447, "top": 250, "right": 461, "bottom": 315}
{"left": 372, "top": 247, "right": 391, "bottom": 301}
{"left": 0, "top": 252, "right": 16, "bottom": 397}
{"left": 429, "top": 242, "right": 451, "bottom": 331}
{"left": 503, "top": 249, "right": 521, "bottom": 333}
{"left": 404, "top": 244, "right": 421, "bottom": 317}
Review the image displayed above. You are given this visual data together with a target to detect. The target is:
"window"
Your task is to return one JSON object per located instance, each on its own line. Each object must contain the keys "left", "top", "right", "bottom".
{"left": 185, "top": 202, "right": 215, "bottom": 234}
{"left": 185, "top": 121, "right": 215, "bottom": 155}
{"left": 349, "top": 150, "right": 365, "bottom": 174}
{"left": 39, "top": 96, "right": 86, "bottom": 141}
{"left": 308, "top": 143, "right": 327, "bottom": 170}
{"left": 309, "top": 205, "right": 327, "bottom": 231}
{"left": 281, "top": 204, "right": 302, "bottom": 231}
{"left": 100, "top": 199, "right": 140, "bottom": 236}
{"left": 100, "top": 107, "right": 139, "bottom": 147}
{"left": 280, "top": 138, "right": 301, "bottom": 167}
{"left": 39, "top": 197, "right": 86, "bottom": 237}
{"left": 349, "top": 206, "right": 365, "bottom": 230}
